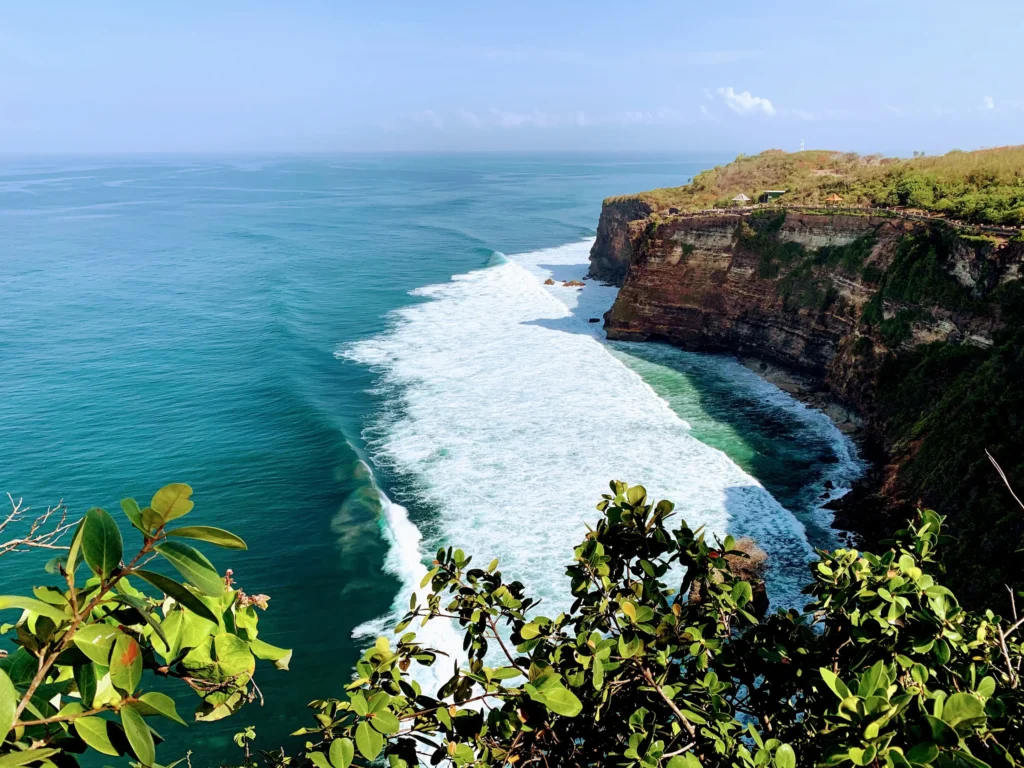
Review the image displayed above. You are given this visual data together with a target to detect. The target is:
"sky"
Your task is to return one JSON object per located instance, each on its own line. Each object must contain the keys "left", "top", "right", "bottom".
{"left": 1, "top": 1, "right": 1022, "bottom": 155}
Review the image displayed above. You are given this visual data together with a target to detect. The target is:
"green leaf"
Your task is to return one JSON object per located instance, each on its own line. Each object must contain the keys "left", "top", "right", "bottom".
{"left": 150, "top": 483, "right": 195, "bottom": 524}
{"left": 626, "top": 485, "right": 647, "bottom": 505}
{"left": 370, "top": 709, "right": 400, "bottom": 735}
{"left": 775, "top": 744, "right": 796, "bottom": 768}
{"left": 308, "top": 754, "right": 332, "bottom": 768}
{"left": 942, "top": 692, "right": 985, "bottom": 727}
{"left": 923, "top": 715, "right": 959, "bottom": 747}
{"left": 0, "top": 596, "right": 68, "bottom": 625}
{"left": 0, "top": 669, "right": 16, "bottom": 743}
{"left": 110, "top": 633, "right": 143, "bottom": 694}
{"left": 65, "top": 520, "right": 85, "bottom": 580}
{"left": 620, "top": 601, "right": 637, "bottom": 622}
{"left": 732, "top": 581, "right": 753, "bottom": 608}
{"left": 906, "top": 742, "right": 939, "bottom": 765}
{"left": 250, "top": 637, "right": 293, "bottom": 671}
{"left": 0, "top": 750, "right": 60, "bottom": 767}
{"left": 819, "top": 668, "right": 851, "bottom": 700}
{"left": 181, "top": 633, "right": 255, "bottom": 695}
{"left": 355, "top": 720, "right": 383, "bottom": 761}
{"left": 122, "top": 703, "right": 156, "bottom": 766}
{"left": 120, "top": 498, "right": 146, "bottom": 532}
{"left": 592, "top": 656, "right": 604, "bottom": 690}
{"left": 72, "top": 624, "right": 122, "bottom": 665}
{"left": 135, "top": 691, "right": 187, "bottom": 726}
{"left": 489, "top": 667, "right": 522, "bottom": 680}
{"left": 74, "top": 663, "right": 98, "bottom": 708}
{"left": 329, "top": 737, "right": 355, "bottom": 768}
{"left": 81, "top": 507, "right": 123, "bottom": 579}
{"left": 520, "top": 622, "right": 541, "bottom": 640}
{"left": 73, "top": 715, "right": 121, "bottom": 756}
{"left": 540, "top": 685, "right": 583, "bottom": 717}
{"left": 133, "top": 569, "right": 220, "bottom": 623}
{"left": 164, "top": 526, "right": 247, "bottom": 550}
{"left": 154, "top": 541, "right": 225, "bottom": 596}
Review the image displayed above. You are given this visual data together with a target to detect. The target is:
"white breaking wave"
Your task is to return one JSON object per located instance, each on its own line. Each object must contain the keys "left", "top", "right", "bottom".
{"left": 341, "top": 239, "right": 829, "bottom": 628}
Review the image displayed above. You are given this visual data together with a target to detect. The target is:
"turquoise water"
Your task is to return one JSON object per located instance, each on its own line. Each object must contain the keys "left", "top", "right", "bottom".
{"left": 0, "top": 155, "right": 859, "bottom": 763}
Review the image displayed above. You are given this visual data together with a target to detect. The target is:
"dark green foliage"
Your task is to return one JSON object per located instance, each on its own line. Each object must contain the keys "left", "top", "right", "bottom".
{"left": 268, "top": 485, "right": 1023, "bottom": 768}
{"left": 814, "top": 234, "right": 877, "bottom": 271}
{"left": 735, "top": 217, "right": 808, "bottom": 280}
{"left": 878, "top": 308, "right": 927, "bottom": 347}
{"left": 743, "top": 224, "right": 873, "bottom": 312}
{"left": 878, "top": 230, "right": 974, "bottom": 310}
{"left": 778, "top": 262, "right": 833, "bottom": 312}
{"left": 876, "top": 330, "right": 1024, "bottom": 607}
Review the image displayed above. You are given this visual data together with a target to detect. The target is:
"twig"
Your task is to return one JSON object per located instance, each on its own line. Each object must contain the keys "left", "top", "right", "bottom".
{"left": 640, "top": 666, "right": 696, "bottom": 739}
{"left": 0, "top": 495, "right": 77, "bottom": 556}
{"left": 987, "top": 450, "right": 1024, "bottom": 512}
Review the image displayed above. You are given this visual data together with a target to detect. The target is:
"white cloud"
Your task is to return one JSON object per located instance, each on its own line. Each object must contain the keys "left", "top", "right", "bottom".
{"left": 716, "top": 86, "right": 775, "bottom": 116}
{"left": 982, "top": 96, "right": 995, "bottom": 110}
{"left": 456, "top": 109, "right": 482, "bottom": 127}
{"left": 488, "top": 109, "right": 562, "bottom": 128}
{"left": 412, "top": 109, "right": 443, "bottom": 130}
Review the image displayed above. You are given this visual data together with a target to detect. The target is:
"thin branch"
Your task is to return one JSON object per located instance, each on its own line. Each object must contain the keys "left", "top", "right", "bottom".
{"left": 639, "top": 666, "right": 696, "bottom": 739}
{"left": 987, "top": 449, "right": 1024, "bottom": 512}
{"left": 0, "top": 495, "right": 77, "bottom": 556}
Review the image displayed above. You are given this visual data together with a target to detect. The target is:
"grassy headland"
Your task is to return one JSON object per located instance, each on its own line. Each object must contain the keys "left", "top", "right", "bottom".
{"left": 613, "top": 145, "right": 1024, "bottom": 226}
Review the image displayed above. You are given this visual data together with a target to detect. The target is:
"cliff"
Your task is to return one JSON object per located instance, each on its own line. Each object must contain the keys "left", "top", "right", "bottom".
{"left": 590, "top": 197, "right": 1024, "bottom": 607}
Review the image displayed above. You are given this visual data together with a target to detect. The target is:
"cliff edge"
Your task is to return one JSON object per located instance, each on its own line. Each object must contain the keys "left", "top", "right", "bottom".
{"left": 589, "top": 151, "right": 1024, "bottom": 607}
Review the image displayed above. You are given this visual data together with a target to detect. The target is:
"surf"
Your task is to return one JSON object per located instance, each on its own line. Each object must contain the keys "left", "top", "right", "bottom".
{"left": 341, "top": 239, "right": 862, "bottom": 642}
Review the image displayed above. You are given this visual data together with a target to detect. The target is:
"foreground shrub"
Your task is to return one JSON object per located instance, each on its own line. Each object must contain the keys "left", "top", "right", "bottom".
{"left": 0, "top": 484, "right": 290, "bottom": 767}
{"left": 282, "top": 482, "right": 1024, "bottom": 768}
{"left": 2, "top": 482, "right": 1022, "bottom": 767}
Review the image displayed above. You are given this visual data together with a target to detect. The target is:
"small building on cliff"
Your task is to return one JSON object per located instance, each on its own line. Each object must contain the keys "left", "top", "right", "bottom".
{"left": 760, "top": 189, "right": 787, "bottom": 203}
{"left": 732, "top": 193, "right": 751, "bottom": 205}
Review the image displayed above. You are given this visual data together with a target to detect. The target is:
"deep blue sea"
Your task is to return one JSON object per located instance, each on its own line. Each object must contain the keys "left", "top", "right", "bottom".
{"left": 0, "top": 154, "right": 860, "bottom": 764}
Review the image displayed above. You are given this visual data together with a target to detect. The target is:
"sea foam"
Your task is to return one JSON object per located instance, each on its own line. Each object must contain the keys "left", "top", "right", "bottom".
{"left": 342, "top": 239, "right": 829, "bottom": 626}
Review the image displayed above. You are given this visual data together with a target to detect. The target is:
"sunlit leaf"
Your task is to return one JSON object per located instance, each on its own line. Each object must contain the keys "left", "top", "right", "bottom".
{"left": 121, "top": 704, "right": 155, "bottom": 766}
{"left": 164, "top": 526, "right": 247, "bottom": 550}
{"left": 150, "top": 483, "right": 195, "bottom": 524}
{"left": 154, "top": 541, "right": 225, "bottom": 596}
{"left": 133, "top": 569, "right": 220, "bottom": 623}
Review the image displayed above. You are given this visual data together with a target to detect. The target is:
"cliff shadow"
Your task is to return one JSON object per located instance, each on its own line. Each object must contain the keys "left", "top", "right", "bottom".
{"left": 610, "top": 341, "right": 854, "bottom": 551}
{"left": 520, "top": 263, "right": 613, "bottom": 336}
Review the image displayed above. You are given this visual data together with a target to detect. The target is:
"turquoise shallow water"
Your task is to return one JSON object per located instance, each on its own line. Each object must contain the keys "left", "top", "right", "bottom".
{"left": 0, "top": 154, "right": 858, "bottom": 763}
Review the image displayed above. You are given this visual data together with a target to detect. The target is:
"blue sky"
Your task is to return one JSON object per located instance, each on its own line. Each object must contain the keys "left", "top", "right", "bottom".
{"left": 2, "top": 1, "right": 1021, "bottom": 155}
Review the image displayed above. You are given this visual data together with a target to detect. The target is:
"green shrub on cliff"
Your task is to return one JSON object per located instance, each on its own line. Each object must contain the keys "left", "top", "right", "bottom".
{"left": 874, "top": 327, "right": 1024, "bottom": 609}
{"left": 625, "top": 145, "right": 1024, "bottom": 225}
{"left": 7, "top": 483, "right": 1024, "bottom": 768}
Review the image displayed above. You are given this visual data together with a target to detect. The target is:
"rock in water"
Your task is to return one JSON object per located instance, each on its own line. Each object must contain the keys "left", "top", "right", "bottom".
{"left": 688, "top": 537, "right": 769, "bottom": 618}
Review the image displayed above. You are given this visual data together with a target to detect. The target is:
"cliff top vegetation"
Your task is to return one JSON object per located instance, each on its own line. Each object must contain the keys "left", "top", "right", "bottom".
{"left": 612, "top": 146, "right": 1024, "bottom": 226}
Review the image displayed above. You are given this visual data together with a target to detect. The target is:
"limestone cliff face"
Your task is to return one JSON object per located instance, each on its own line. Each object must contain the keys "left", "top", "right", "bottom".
{"left": 588, "top": 198, "right": 654, "bottom": 285}
{"left": 591, "top": 202, "right": 1021, "bottom": 433}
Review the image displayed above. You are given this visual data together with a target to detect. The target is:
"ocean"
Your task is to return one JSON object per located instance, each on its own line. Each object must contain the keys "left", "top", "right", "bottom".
{"left": 0, "top": 154, "right": 860, "bottom": 762}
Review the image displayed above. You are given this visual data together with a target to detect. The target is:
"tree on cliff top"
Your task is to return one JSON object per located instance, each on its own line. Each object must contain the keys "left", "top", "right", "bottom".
{"left": 2, "top": 483, "right": 1023, "bottom": 768}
